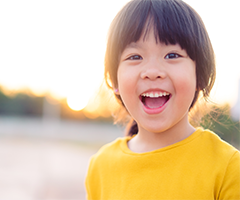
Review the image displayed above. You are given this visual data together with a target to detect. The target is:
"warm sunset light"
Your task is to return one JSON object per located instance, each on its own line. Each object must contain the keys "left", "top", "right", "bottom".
{"left": 0, "top": 0, "right": 239, "bottom": 114}
{"left": 67, "top": 95, "right": 89, "bottom": 111}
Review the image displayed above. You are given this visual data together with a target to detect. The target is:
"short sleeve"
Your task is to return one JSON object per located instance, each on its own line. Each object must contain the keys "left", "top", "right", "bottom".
{"left": 218, "top": 151, "right": 240, "bottom": 200}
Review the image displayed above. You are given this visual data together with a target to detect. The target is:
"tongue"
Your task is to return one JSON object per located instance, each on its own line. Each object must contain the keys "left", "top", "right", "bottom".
{"left": 144, "top": 96, "right": 168, "bottom": 109}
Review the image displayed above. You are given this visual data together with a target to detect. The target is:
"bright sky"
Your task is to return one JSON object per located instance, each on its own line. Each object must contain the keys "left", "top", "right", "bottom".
{"left": 0, "top": 0, "right": 239, "bottom": 110}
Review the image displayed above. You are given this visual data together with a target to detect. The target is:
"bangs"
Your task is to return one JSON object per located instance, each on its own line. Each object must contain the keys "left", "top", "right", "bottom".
{"left": 111, "top": 0, "right": 204, "bottom": 61}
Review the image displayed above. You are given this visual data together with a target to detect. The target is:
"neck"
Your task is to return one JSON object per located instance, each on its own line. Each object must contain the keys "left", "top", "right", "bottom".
{"left": 128, "top": 118, "right": 195, "bottom": 153}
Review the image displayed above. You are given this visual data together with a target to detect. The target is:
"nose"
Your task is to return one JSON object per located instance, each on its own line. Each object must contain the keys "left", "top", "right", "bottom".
{"left": 140, "top": 59, "right": 166, "bottom": 80}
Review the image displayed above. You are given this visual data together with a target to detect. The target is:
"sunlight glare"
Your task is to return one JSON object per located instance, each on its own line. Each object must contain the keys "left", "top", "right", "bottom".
{"left": 67, "top": 95, "right": 89, "bottom": 111}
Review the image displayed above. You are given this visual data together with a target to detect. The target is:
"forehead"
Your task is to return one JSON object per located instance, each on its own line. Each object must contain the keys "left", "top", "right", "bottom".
{"left": 122, "top": 25, "right": 176, "bottom": 52}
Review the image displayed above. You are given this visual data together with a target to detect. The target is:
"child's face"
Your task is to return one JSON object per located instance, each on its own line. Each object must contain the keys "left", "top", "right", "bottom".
{"left": 117, "top": 29, "right": 196, "bottom": 134}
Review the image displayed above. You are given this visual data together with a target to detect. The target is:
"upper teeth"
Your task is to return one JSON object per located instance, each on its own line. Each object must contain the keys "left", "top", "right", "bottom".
{"left": 141, "top": 92, "right": 170, "bottom": 98}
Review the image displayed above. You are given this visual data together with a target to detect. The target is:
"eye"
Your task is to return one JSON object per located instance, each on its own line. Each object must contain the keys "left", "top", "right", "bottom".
{"left": 127, "top": 55, "right": 142, "bottom": 60}
{"left": 165, "top": 53, "right": 182, "bottom": 59}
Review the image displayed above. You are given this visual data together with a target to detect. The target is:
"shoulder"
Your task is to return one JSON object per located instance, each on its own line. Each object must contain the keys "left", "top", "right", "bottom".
{"left": 85, "top": 137, "right": 128, "bottom": 198}
{"left": 197, "top": 128, "right": 240, "bottom": 162}
{"left": 187, "top": 128, "right": 240, "bottom": 175}
{"left": 86, "top": 137, "right": 130, "bottom": 187}
{"left": 96, "top": 136, "right": 127, "bottom": 155}
{"left": 88, "top": 137, "right": 128, "bottom": 167}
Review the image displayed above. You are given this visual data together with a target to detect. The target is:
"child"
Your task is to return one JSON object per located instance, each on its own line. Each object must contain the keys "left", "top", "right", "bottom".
{"left": 85, "top": 0, "right": 240, "bottom": 199}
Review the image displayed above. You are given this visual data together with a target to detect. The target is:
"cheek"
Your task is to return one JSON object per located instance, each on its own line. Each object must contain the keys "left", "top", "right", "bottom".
{"left": 178, "top": 75, "right": 196, "bottom": 90}
{"left": 174, "top": 68, "right": 196, "bottom": 100}
{"left": 118, "top": 77, "right": 134, "bottom": 98}
{"left": 117, "top": 66, "right": 135, "bottom": 90}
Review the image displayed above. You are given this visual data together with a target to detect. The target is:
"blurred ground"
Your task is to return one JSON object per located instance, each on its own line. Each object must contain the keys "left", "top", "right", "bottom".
{"left": 0, "top": 117, "right": 123, "bottom": 200}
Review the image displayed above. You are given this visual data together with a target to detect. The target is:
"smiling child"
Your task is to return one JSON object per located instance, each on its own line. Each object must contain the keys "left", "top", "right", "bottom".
{"left": 85, "top": 0, "right": 240, "bottom": 199}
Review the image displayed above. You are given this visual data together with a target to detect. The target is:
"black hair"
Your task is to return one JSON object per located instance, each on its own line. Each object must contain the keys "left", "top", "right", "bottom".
{"left": 104, "top": 0, "right": 216, "bottom": 136}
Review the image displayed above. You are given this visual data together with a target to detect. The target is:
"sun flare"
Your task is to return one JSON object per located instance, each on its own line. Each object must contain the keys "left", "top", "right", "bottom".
{"left": 67, "top": 95, "right": 89, "bottom": 111}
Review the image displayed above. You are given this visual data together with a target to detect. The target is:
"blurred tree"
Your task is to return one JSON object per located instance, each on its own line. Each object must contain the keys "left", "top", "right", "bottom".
{"left": 0, "top": 88, "right": 43, "bottom": 116}
{"left": 199, "top": 104, "right": 240, "bottom": 149}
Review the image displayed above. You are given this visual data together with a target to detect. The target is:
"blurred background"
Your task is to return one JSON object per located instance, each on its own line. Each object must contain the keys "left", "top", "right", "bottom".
{"left": 0, "top": 0, "right": 239, "bottom": 199}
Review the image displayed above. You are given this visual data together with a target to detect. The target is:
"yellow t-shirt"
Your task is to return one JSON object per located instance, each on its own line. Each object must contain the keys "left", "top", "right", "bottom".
{"left": 85, "top": 128, "right": 240, "bottom": 200}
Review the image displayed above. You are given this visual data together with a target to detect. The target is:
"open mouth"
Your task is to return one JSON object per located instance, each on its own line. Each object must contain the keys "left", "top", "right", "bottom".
{"left": 140, "top": 91, "right": 171, "bottom": 109}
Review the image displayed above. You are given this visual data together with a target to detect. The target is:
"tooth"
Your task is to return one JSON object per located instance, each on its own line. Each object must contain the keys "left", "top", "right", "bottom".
{"left": 142, "top": 91, "right": 170, "bottom": 97}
